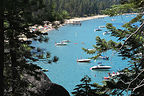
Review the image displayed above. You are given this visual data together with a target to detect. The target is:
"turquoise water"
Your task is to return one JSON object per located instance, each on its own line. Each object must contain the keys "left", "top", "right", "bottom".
{"left": 32, "top": 14, "right": 136, "bottom": 95}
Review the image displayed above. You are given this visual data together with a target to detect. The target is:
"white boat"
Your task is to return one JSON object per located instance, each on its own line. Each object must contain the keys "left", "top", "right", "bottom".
{"left": 41, "top": 69, "right": 48, "bottom": 72}
{"left": 99, "top": 26, "right": 105, "bottom": 28}
{"left": 135, "top": 53, "right": 142, "bottom": 57}
{"left": 104, "top": 72, "right": 120, "bottom": 79}
{"left": 103, "top": 31, "right": 110, "bottom": 35}
{"left": 98, "top": 56, "right": 109, "bottom": 60}
{"left": 111, "top": 19, "right": 116, "bottom": 21}
{"left": 94, "top": 28, "right": 102, "bottom": 32}
{"left": 77, "top": 59, "right": 91, "bottom": 62}
{"left": 61, "top": 40, "right": 71, "bottom": 43}
{"left": 55, "top": 42, "right": 67, "bottom": 46}
{"left": 88, "top": 48, "right": 96, "bottom": 51}
{"left": 90, "top": 64, "right": 112, "bottom": 70}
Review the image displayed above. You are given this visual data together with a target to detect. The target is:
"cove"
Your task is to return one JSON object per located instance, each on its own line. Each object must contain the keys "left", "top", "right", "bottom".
{"left": 32, "top": 14, "right": 136, "bottom": 95}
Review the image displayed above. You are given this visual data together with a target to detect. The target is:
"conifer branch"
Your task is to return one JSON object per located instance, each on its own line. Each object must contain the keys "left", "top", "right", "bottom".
{"left": 120, "top": 22, "right": 144, "bottom": 50}
{"left": 133, "top": 83, "right": 144, "bottom": 92}
{"left": 133, "top": 78, "right": 144, "bottom": 91}
{"left": 126, "top": 69, "right": 144, "bottom": 96}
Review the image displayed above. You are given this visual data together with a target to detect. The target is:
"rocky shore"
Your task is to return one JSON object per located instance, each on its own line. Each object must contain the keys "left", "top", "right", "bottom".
{"left": 25, "top": 70, "right": 70, "bottom": 96}
{"left": 30, "top": 15, "right": 108, "bottom": 33}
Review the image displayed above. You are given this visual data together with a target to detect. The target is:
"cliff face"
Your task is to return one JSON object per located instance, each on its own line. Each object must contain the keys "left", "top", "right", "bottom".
{"left": 25, "top": 71, "right": 70, "bottom": 96}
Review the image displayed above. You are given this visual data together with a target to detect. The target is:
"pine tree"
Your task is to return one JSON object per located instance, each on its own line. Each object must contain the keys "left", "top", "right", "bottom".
{"left": 72, "top": 75, "right": 108, "bottom": 96}
{"left": 0, "top": 0, "right": 4, "bottom": 95}
{"left": 81, "top": 0, "right": 144, "bottom": 95}
{"left": 3, "top": 0, "right": 59, "bottom": 95}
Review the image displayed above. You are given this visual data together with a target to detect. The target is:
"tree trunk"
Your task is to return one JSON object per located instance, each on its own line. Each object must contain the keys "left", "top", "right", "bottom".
{"left": 0, "top": 1, "right": 4, "bottom": 95}
{"left": 9, "top": 36, "right": 18, "bottom": 95}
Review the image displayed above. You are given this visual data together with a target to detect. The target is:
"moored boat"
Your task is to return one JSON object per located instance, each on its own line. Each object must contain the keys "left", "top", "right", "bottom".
{"left": 104, "top": 72, "right": 120, "bottom": 79}
{"left": 111, "top": 19, "right": 116, "bottom": 21}
{"left": 103, "top": 31, "right": 110, "bottom": 35}
{"left": 99, "top": 26, "right": 105, "bottom": 28}
{"left": 41, "top": 69, "right": 48, "bottom": 72}
{"left": 90, "top": 64, "right": 111, "bottom": 70}
{"left": 104, "top": 76, "right": 110, "bottom": 79}
{"left": 98, "top": 56, "right": 109, "bottom": 60}
{"left": 77, "top": 58, "right": 91, "bottom": 62}
{"left": 94, "top": 28, "right": 102, "bottom": 32}
{"left": 61, "top": 40, "right": 71, "bottom": 43}
{"left": 55, "top": 42, "right": 67, "bottom": 46}
{"left": 87, "top": 48, "right": 96, "bottom": 51}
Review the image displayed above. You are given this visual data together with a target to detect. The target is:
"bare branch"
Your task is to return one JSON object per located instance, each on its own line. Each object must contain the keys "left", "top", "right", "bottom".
{"left": 132, "top": 79, "right": 144, "bottom": 91}
{"left": 126, "top": 69, "right": 144, "bottom": 96}
{"left": 133, "top": 84, "right": 144, "bottom": 92}
{"left": 120, "top": 22, "right": 144, "bottom": 50}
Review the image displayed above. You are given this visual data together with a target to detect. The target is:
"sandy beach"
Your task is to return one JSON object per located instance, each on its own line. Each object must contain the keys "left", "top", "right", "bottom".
{"left": 34, "top": 15, "right": 108, "bottom": 33}
{"left": 65, "top": 15, "right": 108, "bottom": 24}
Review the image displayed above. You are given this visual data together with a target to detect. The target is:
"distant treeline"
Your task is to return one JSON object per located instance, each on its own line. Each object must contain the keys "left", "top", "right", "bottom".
{"left": 37, "top": 0, "right": 120, "bottom": 22}
{"left": 48, "top": 0, "right": 120, "bottom": 17}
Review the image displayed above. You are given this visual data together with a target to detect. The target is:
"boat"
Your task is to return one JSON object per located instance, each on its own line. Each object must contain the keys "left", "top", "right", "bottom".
{"left": 99, "top": 26, "right": 105, "bottom": 28}
{"left": 135, "top": 53, "right": 142, "bottom": 57}
{"left": 61, "top": 40, "right": 71, "bottom": 43}
{"left": 72, "top": 21, "right": 81, "bottom": 25}
{"left": 104, "top": 76, "right": 111, "bottom": 79}
{"left": 77, "top": 58, "right": 91, "bottom": 62}
{"left": 104, "top": 72, "right": 120, "bottom": 79}
{"left": 55, "top": 42, "right": 67, "bottom": 46}
{"left": 94, "top": 28, "right": 102, "bottom": 32}
{"left": 90, "top": 64, "right": 112, "bottom": 70}
{"left": 111, "top": 19, "right": 116, "bottom": 21}
{"left": 103, "top": 31, "right": 110, "bottom": 35}
{"left": 41, "top": 69, "right": 48, "bottom": 72}
{"left": 87, "top": 48, "right": 96, "bottom": 51}
{"left": 98, "top": 56, "right": 109, "bottom": 60}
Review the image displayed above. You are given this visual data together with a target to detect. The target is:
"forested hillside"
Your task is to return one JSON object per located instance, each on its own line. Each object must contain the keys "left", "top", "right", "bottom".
{"left": 49, "top": 0, "right": 120, "bottom": 17}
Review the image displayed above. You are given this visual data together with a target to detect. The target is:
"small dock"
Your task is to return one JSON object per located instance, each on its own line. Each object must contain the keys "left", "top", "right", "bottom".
{"left": 72, "top": 21, "right": 81, "bottom": 25}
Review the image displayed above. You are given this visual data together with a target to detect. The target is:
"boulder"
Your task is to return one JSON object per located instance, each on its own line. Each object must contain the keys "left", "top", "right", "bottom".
{"left": 25, "top": 71, "right": 70, "bottom": 96}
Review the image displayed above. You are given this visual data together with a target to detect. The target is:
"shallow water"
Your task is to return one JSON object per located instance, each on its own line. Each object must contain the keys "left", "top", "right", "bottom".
{"left": 32, "top": 14, "right": 136, "bottom": 95}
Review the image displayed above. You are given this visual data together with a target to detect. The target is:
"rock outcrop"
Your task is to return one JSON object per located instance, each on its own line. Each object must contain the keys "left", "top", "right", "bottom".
{"left": 25, "top": 71, "right": 70, "bottom": 96}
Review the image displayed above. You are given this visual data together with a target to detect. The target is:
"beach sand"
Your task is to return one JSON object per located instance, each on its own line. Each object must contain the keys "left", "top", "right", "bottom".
{"left": 40, "top": 15, "right": 108, "bottom": 33}
{"left": 36, "top": 15, "right": 108, "bottom": 34}
{"left": 65, "top": 15, "right": 108, "bottom": 24}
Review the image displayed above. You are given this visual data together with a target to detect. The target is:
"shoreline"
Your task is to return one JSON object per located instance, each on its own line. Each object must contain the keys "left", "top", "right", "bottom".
{"left": 30, "top": 14, "right": 108, "bottom": 34}
{"left": 20, "top": 15, "right": 108, "bottom": 41}
{"left": 65, "top": 15, "right": 108, "bottom": 24}
{"left": 21, "top": 13, "right": 136, "bottom": 41}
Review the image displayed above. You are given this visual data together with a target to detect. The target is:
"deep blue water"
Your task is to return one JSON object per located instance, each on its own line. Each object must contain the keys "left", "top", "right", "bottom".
{"left": 32, "top": 14, "right": 136, "bottom": 95}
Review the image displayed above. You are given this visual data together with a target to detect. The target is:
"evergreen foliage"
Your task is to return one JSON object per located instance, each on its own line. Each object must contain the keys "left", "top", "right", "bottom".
{"left": 72, "top": 75, "right": 108, "bottom": 96}
{"left": 77, "top": 0, "right": 144, "bottom": 96}
{"left": 3, "top": 0, "right": 62, "bottom": 95}
{"left": 50, "top": 0, "right": 120, "bottom": 17}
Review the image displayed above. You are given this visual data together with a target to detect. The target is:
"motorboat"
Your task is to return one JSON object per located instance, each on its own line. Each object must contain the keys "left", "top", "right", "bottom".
{"left": 55, "top": 42, "right": 67, "bottom": 46}
{"left": 90, "top": 64, "right": 111, "bottom": 70}
{"left": 94, "top": 28, "right": 102, "bottom": 32}
{"left": 104, "top": 72, "right": 120, "bottom": 79}
{"left": 61, "top": 40, "right": 71, "bottom": 43}
{"left": 111, "top": 19, "right": 116, "bottom": 21}
{"left": 99, "top": 26, "right": 105, "bottom": 28}
{"left": 87, "top": 48, "right": 96, "bottom": 51}
{"left": 135, "top": 53, "right": 142, "bottom": 57}
{"left": 98, "top": 56, "right": 109, "bottom": 60}
{"left": 103, "top": 31, "right": 110, "bottom": 35}
{"left": 77, "top": 58, "right": 91, "bottom": 62}
{"left": 41, "top": 69, "right": 48, "bottom": 72}
{"left": 104, "top": 76, "right": 110, "bottom": 79}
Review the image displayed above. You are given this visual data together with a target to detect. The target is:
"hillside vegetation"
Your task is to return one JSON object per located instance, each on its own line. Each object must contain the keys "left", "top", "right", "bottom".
{"left": 48, "top": 0, "right": 120, "bottom": 17}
